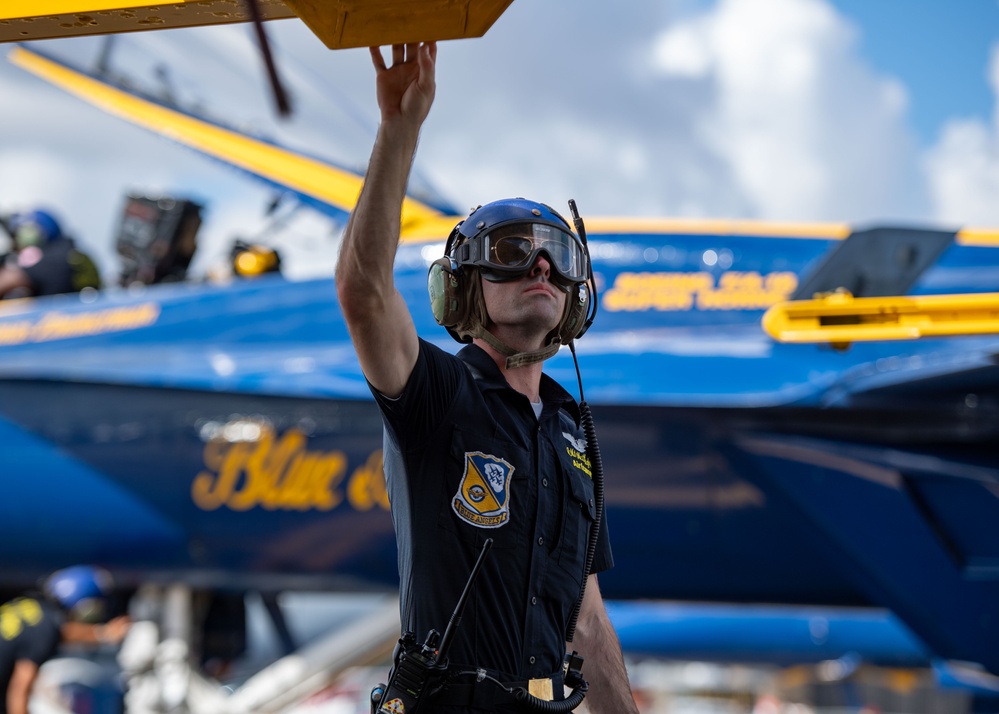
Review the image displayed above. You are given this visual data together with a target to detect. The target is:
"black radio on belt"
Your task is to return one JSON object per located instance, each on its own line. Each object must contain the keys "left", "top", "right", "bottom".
{"left": 371, "top": 629, "right": 444, "bottom": 714}
{"left": 372, "top": 539, "right": 493, "bottom": 714}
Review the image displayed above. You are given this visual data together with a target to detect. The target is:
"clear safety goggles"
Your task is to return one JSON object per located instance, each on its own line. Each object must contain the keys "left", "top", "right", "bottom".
{"left": 71, "top": 597, "right": 107, "bottom": 624}
{"left": 14, "top": 223, "right": 45, "bottom": 249}
{"left": 459, "top": 222, "right": 589, "bottom": 285}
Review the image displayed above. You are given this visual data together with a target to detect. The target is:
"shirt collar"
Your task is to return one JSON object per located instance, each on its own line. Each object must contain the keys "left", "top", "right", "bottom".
{"left": 457, "top": 343, "right": 580, "bottom": 421}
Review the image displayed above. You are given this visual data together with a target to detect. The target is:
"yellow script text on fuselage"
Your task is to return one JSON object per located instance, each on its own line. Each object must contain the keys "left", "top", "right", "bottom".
{"left": 192, "top": 428, "right": 389, "bottom": 513}
{"left": 603, "top": 271, "right": 798, "bottom": 312}
{"left": 0, "top": 303, "right": 160, "bottom": 345}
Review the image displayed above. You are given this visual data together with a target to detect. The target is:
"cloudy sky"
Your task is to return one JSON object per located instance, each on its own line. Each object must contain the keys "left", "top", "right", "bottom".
{"left": 1, "top": 0, "right": 998, "bottom": 283}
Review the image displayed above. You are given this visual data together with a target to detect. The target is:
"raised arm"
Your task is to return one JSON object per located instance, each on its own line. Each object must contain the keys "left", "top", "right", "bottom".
{"left": 335, "top": 42, "right": 437, "bottom": 398}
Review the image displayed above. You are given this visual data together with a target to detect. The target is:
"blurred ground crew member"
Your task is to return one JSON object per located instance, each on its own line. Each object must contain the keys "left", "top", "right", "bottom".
{"left": 0, "top": 566, "right": 130, "bottom": 714}
{"left": 0, "top": 208, "right": 101, "bottom": 299}
{"left": 336, "top": 42, "right": 638, "bottom": 713}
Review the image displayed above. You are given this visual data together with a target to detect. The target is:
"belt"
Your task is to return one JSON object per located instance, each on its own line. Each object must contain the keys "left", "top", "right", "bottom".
{"left": 432, "top": 669, "right": 564, "bottom": 709}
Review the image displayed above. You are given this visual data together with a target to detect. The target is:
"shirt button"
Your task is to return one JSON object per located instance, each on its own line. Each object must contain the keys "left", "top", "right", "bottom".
{"left": 537, "top": 537, "right": 544, "bottom": 546}
{"left": 589, "top": 498, "right": 594, "bottom": 508}
{"left": 529, "top": 656, "right": 536, "bottom": 664}
{"left": 542, "top": 478, "right": 548, "bottom": 487}
{"left": 531, "top": 596, "right": 537, "bottom": 605}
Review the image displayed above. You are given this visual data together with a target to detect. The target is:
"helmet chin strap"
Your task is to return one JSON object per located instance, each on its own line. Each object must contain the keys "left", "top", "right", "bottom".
{"left": 470, "top": 324, "right": 561, "bottom": 369}
{"left": 456, "top": 269, "right": 564, "bottom": 369}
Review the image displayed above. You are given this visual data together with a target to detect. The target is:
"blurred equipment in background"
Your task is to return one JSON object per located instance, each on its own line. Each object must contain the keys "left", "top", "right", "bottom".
{"left": 116, "top": 195, "right": 202, "bottom": 287}
{"left": 230, "top": 240, "right": 282, "bottom": 279}
{"left": 196, "top": 590, "right": 248, "bottom": 681}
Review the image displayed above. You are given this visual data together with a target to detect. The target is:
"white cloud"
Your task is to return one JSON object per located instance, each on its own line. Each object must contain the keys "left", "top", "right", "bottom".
{"left": 653, "top": 23, "right": 713, "bottom": 79}
{"left": 650, "top": 0, "right": 926, "bottom": 223}
{"left": 923, "top": 43, "right": 999, "bottom": 225}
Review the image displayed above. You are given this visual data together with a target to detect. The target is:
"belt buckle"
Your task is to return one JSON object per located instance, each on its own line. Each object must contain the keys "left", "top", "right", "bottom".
{"left": 528, "top": 677, "right": 554, "bottom": 701}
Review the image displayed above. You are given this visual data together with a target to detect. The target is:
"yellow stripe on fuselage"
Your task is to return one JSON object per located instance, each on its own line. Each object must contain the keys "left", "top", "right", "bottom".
{"left": 582, "top": 217, "right": 851, "bottom": 239}
{"left": 399, "top": 215, "right": 462, "bottom": 243}
{"left": 398, "top": 216, "right": 854, "bottom": 246}
{"left": 9, "top": 46, "right": 442, "bottom": 229}
{"left": 956, "top": 228, "right": 999, "bottom": 247}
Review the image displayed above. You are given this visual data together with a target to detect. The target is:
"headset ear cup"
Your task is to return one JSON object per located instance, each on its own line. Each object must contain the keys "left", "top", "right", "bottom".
{"left": 560, "top": 283, "right": 591, "bottom": 343}
{"left": 428, "top": 258, "right": 464, "bottom": 327}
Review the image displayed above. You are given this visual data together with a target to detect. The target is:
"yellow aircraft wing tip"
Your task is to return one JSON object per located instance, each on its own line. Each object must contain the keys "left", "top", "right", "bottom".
{"left": 764, "top": 292, "right": 999, "bottom": 344}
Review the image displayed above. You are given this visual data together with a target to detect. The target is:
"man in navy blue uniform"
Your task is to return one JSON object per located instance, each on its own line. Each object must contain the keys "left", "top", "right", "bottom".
{"left": 336, "top": 42, "right": 638, "bottom": 713}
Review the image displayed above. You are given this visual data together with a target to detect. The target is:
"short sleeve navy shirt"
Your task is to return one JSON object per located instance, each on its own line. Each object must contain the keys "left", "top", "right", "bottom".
{"left": 371, "top": 339, "right": 613, "bottom": 681}
{"left": 0, "top": 597, "right": 63, "bottom": 714}
{"left": 18, "top": 238, "right": 76, "bottom": 297}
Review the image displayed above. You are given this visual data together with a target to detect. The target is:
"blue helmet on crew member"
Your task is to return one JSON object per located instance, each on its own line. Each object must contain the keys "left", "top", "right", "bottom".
{"left": 428, "top": 198, "right": 596, "bottom": 368}
{"left": 43, "top": 565, "right": 114, "bottom": 623}
{"left": 10, "top": 209, "right": 63, "bottom": 249}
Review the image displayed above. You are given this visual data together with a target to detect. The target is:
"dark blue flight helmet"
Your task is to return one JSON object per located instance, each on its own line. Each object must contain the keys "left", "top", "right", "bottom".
{"left": 451, "top": 198, "right": 589, "bottom": 286}
{"left": 428, "top": 198, "right": 595, "bottom": 367}
{"left": 10, "top": 209, "right": 63, "bottom": 249}
{"left": 43, "top": 565, "right": 113, "bottom": 623}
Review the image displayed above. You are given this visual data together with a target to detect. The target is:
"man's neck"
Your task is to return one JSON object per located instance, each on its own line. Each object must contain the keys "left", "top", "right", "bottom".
{"left": 473, "top": 337, "right": 545, "bottom": 402}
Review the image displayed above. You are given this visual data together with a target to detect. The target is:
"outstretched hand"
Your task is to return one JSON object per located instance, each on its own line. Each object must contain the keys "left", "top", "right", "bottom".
{"left": 370, "top": 42, "right": 437, "bottom": 127}
{"left": 100, "top": 615, "right": 132, "bottom": 644}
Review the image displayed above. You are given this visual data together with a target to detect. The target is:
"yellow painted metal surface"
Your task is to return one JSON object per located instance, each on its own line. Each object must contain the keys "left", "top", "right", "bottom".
{"left": 285, "top": 0, "right": 514, "bottom": 49}
{"left": 0, "top": 0, "right": 296, "bottom": 43}
{"left": 763, "top": 290, "right": 999, "bottom": 344}
{"left": 0, "top": 0, "right": 514, "bottom": 48}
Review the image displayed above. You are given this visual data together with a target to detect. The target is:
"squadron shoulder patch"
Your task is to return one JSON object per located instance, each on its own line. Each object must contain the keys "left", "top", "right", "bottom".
{"left": 452, "top": 451, "right": 514, "bottom": 528}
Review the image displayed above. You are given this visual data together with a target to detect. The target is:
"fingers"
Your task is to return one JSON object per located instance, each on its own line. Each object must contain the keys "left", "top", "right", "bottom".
{"left": 370, "top": 46, "right": 386, "bottom": 72}
{"left": 371, "top": 42, "right": 436, "bottom": 72}
{"left": 418, "top": 41, "right": 437, "bottom": 77}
